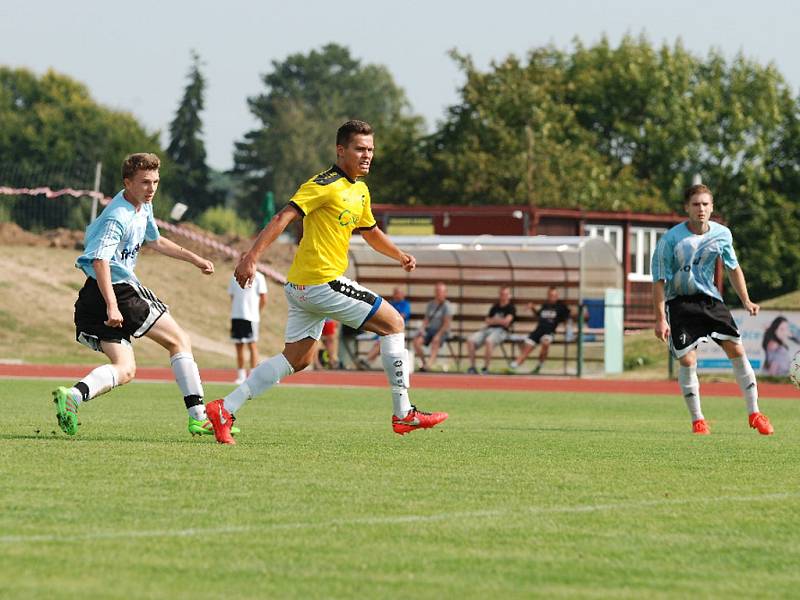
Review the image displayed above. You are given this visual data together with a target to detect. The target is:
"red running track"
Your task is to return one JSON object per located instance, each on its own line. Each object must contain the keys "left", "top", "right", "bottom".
{"left": 1, "top": 363, "right": 798, "bottom": 399}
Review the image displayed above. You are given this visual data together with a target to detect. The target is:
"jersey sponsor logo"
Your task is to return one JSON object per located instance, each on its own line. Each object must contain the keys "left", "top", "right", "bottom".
{"left": 119, "top": 243, "right": 141, "bottom": 261}
{"left": 337, "top": 209, "right": 360, "bottom": 227}
{"left": 680, "top": 257, "right": 702, "bottom": 272}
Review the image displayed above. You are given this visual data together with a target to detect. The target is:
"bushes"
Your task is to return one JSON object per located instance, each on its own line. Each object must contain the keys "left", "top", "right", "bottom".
{"left": 195, "top": 206, "right": 255, "bottom": 237}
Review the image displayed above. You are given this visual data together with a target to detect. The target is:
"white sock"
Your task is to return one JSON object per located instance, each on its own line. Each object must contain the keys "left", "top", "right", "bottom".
{"left": 170, "top": 352, "right": 207, "bottom": 420}
{"left": 678, "top": 365, "right": 703, "bottom": 421}
{"left": 224, "top": 353, "right": 294, "bottom": 414}
{"left": 78, "top": 364, "right": 118, "bottom": 402}
{"left": 237, "top": 368, "right": 246, "bottom": 379}
{"left": 170, "top": 353, "right": 204, "bottom": 397}
{"left": 187, "top": 404, "right": 206, "bottom": 421}
{"left": 731, "top": 356, "right": 759, "bottom": 414}
{"left": 380, "top": 333, "right": 413, "bottom": 418}
{"left": 68, "top": 387, "right": 84, "bottom": 406}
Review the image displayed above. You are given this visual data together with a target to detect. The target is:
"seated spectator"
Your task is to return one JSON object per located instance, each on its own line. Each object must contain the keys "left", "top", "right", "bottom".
{"left": 509, "top": 286, "right": 570, "bottom": 374}
{"left": 466, "top": 286, "right": 516, "bottom": 374}
{"left": 412, "top": 282, "right": 453, "bottom": 372}
{"left": 358, "top": 287, "right": 411, "bottom": 369}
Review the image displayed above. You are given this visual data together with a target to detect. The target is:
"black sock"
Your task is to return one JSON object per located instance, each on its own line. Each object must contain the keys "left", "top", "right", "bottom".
{"left": 74, "top": 381, "right": 90, "bottom": 401}
{"left": 184, "top": 394, "right": 203, "bottom": 410}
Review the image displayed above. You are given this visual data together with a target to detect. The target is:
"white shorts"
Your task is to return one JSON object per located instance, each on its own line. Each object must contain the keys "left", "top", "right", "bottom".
{"left": 283, "top": 276, "right": 382, "bottom": 343}
{"left": 469, "top": 327, "right": 509, "bottom": 349}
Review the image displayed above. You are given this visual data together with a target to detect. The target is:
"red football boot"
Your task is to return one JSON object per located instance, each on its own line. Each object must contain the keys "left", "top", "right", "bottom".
{"left": 749, "top": 412, "right": 774, "bottom": 435}
{"left": 392, "top": 405, "right": 448, "bottom": 435}
{"left": 206, "top": 399, "right": 236, "bottom": 445}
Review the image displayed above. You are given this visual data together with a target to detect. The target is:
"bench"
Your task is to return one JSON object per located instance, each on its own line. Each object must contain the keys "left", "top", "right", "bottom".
{"left": 339, "top": 287, "right": 603, "bottom": 375}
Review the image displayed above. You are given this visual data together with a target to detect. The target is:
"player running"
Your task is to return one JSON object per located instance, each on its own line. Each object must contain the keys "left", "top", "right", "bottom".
{"left": 205, "top": 120, "right": 448, "bottom": 444}
{"left": 652, "top": 184, "right": 773, "bottom": 435}
{"left": 52, "top": 153, "right": 232, "bottom": 438}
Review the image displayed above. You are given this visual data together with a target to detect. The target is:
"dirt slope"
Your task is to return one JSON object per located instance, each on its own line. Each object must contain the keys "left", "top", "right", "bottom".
{"left": 0, "top": 231, "right": 292, "bottom": 368}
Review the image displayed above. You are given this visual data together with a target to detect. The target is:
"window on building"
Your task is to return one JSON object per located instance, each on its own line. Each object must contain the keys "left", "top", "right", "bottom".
{"left": 628, "top": 227, "right": 667, "bottom": 281}
{"left": 585, "top": 224, "right": 623, "bottom": 262}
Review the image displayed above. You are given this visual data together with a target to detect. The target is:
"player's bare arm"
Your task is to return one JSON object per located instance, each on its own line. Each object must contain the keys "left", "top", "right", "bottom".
{"left": 93, "top": 258, "right": 123, "bottom": 328}
{"left": 361, "top": 227, "right": 416, "bottom": 272}
{"left": 150, "top": 236, "right": 214, "bottom": 275}
{"left": 727, "top": 266, "right": 759, "bottom": 316}
{"left": 652, "top": 280, "right": 670, "bottom": 342}
{"left": 235, "top": 206, "right": 300, "bottom": 288}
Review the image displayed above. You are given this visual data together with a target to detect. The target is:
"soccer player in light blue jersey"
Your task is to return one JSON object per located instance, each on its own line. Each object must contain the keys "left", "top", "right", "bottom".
{"left": 52, "top": 153, "right": 225, "bottom": 438}
{"left": 652, "top": 184, "right": 773, "bottom": 435}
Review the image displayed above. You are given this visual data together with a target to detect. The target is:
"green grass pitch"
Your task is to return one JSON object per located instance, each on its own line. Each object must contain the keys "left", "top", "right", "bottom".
{"left": 1, "top": 379, "right": 799, "bottom": 599}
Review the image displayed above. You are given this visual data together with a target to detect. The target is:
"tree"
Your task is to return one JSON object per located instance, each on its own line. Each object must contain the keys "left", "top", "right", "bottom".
{"left": 166, "top": 51, "right": 213, "bottom": 216}
{"left": 0, "top": 66, "right": 169, "bottom": 228}
{"left": 420, "top": 48, "right": 665, "bottom": 210}
{"left": 233, "top": 44, "right": 426, "bottom": 220}
{"left": 425, "top": 38, "right": 800, "bottom": 300}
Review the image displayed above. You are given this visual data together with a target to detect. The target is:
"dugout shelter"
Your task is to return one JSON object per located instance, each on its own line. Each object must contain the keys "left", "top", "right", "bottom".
{"left": 344, "top": 235, "right": 623, "bottom": 375}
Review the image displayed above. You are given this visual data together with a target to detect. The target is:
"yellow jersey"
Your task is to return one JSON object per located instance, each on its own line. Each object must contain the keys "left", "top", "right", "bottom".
{"left": 286, "top": 165, "right": 377, "bottom": 285}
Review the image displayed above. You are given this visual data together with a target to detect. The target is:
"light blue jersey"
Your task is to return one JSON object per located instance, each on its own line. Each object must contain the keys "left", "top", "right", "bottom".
{"left": 651, "top": 221, "right": 738, "bottom": 302}
{"left": 75, "top": 190, "right": 160, "bottom": 283}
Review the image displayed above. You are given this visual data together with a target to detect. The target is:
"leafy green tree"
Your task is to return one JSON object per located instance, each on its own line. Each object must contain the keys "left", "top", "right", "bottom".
{"left": 0, "top": 66, "right": 167, "bottom": 229}
{"left": 426, "top": 38, "right": 800, "bottom": 299}
{"left": 166, "top": 51, "right": 214, "bottom": 216}
{"left": 233, "top": 43, "right": 425, "bottom": 220}
{"left": 422, "top": 49, "right": 665, "bottom": 210}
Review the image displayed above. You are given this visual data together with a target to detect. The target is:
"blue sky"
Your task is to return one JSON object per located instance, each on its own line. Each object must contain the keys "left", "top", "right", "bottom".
{"left": 1, "top": 0, "right": 796, "bottom": 170}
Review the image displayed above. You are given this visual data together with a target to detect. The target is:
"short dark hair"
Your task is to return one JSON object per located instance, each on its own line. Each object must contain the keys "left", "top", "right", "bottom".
{"left": 684, "top": 184, "right": 713, "bottom": 203}
{"left": 336, "top": 120, "right": 373, "bottom": 147}
{"left": 122, "top": 153, "right": 160, "bottom": 180}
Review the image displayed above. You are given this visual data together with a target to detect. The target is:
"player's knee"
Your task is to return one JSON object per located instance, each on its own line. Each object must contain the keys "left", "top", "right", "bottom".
{"left": 384, "top": 311, "right": 405, "bottom": 334}
{"left": 116, "top": 363, "right": 136, "bottom": 384}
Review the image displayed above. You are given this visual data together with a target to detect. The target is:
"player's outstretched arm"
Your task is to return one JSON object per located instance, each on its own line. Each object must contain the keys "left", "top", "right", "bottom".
{"left": 360, "top": 227, "right": 416, "bottom": 272}
{"left": 727, "top": 267, "right": 759, "bottom": 316}
{"left": 235, "top": 206, "right": 300, "bottom": 288}
{"left": 149, "top": 237, "right": 214, "bottom": 275}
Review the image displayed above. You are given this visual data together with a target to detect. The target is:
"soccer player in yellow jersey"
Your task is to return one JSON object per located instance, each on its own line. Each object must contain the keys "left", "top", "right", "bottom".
{"left": 206, "top": 120, "right": 448, "bottom": 443}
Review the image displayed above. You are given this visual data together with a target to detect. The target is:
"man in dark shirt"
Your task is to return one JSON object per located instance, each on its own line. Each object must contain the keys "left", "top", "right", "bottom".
{"left": 509, "top": 286, "right": 570, "bottom": 374}
{"left": 466, "top": 286, "right": 516, "bottom": 374}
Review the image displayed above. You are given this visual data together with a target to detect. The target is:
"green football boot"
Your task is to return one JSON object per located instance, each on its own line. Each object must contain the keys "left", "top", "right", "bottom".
{"left": 52, "top": 386, "right": 79, "bottom": 436}
{"left": 188, "top": 416, "right": 240, "bottom": 437}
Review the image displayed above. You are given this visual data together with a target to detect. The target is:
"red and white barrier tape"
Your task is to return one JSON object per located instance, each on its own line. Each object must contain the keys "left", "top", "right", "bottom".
{"left": 0, "top": 186, "right": 287, "bottom": 284}
{"left": 0, "top": 186, "right": 105, "bottom": 200}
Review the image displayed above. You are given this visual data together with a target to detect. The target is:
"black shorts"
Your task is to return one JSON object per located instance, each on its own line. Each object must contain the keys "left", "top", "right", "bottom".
{"left": 527, "top": 325, "right": 556, "bottom": 345}
{"left": 230, "top": 318, "right": 258, "bottom": 343}
{"left": 74, "top": 277, "right": 168, "bottom": 352}
{"left": 666, "top": 293, "right": 740, "bottom": 358}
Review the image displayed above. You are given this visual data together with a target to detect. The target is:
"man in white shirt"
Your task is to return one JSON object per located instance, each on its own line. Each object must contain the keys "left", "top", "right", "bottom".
{"left": 228, "top": 267, "right": 268, "bottom": 384}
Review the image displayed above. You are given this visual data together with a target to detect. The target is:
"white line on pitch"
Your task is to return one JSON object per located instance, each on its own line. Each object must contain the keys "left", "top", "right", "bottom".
{"left": 1, "top": 492, "right": 797, "bottom": 545}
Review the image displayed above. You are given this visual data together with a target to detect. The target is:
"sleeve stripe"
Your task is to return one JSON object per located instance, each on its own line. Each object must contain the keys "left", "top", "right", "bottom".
{"left": 357, "top": 223, "right": 378, "bottom": 231}
{"left": 287, "top": 201, "right": 305, "bottom": 217}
